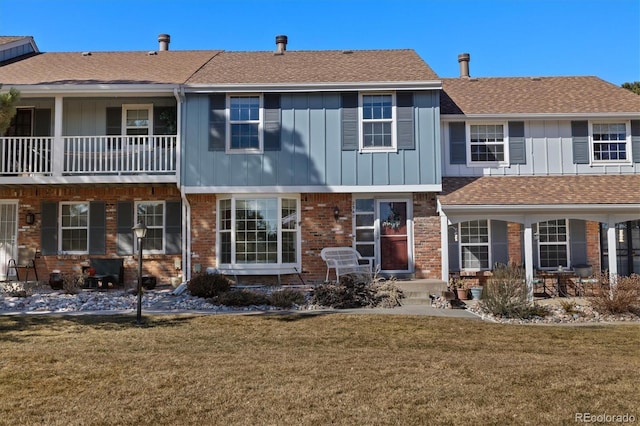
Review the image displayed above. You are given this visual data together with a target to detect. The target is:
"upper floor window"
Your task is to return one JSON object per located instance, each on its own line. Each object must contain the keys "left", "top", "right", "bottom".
{"left": 536, "top": 219, "right": 569, "bottom": 269}
{"left": 123, "top": 104, "right": 153, "bottom": 136}
{"left": 459, "top": 220, "right": 490, "bottom": 270}
{"left": 60, "top": 202, "right": 89, "bottom": 254}
{"left": 591, "top": 122, "right": 629, "bottom": 163}
{"left": 468, "top": 123, "right": 506, "bottom": 164}
{"left": 135, "top": 201, "right": 165, "bottom": 253}
{"left": 361, "top": 93, "right": 395, "bottom": 151}
{"left": 229, "top": 95, "right": 262, "bottom": 152}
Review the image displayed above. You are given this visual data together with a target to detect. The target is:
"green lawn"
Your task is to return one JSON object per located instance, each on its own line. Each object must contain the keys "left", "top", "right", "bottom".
{"left": 1, "top": 313, "right": 639, "bottom": 425}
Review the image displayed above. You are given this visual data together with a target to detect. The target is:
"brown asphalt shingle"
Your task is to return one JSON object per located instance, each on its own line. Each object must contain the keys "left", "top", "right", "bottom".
{"left": 440, "top": 175, "right": 640, "bottom": 206}
{"left": 441, "top": 76, "right": 640, "bottom": 115}
{"left": 186, "top": 49, "right": 439, "bottom": 84}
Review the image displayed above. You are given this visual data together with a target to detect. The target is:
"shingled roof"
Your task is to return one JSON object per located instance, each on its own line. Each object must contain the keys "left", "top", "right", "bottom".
{"left": 186, "top": 49, "right": 438, "bottom": 85}
{"left": 440, "top": 175, "right": 640, "bottom": 206}
{"left": 441, "top": 76, "right": 640, "bottom": 115}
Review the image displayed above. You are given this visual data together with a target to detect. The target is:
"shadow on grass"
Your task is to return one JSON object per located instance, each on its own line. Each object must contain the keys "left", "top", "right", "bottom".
{"left": 255, "top": 309, "right": 341, "bottom": 322}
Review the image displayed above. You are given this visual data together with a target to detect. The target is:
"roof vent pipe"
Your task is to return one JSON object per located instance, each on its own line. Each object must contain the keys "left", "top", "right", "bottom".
{"left": 458, "top": 53, "right": 470, "bottom": 78}
{"left": 158, "top": 34, "right": 170, "bottom": 51}
{"left": 275, "top": 35, "right": 288, "bottom": 55}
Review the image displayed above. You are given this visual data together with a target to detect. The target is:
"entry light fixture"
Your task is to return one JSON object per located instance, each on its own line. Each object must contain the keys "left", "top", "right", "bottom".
{"left": 26, "top": 212, "right": 36, "bottom": 225}
{"left": 333, "top": 206, "right": 340, "bottom": 221}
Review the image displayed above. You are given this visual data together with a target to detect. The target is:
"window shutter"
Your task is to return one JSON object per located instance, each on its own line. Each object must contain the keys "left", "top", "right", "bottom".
{"left": 88, "top": 201, "right": 106, "bottom": 255}
{"left": 508, "top": 121, "right": 526, "bottom": 164}
{"left": 341, "top": 92, "right": 358, "bottom": 150}
{"left": 631, "top": 120, "right": 640, "bottom": 163}
{"left": 40, "top": 201, "right": 58, "bottom": 255}
{"left": 263, "top": 94, "right": 281, "bottom": 151}
{"left": 209, "top": 94, "right": 226, "bottom": 151}
{"left": 116, "top": 201, "right": 134, "bottom": 255}
{"left": 396, "top": 92, "right": 415, "bottom": 150}
{"left": 449, "top": 122, "right": 466, "bottom": 164}
{"left": 491, "top": 220, "right": 509, "bottom": 266}
{"left": 106, "top": 107, "right": 121, "bottom": 135}
{"left": 571, "top": 121, "right": 589, "bottom": 164}
{"left": 165, "top": 200, "right": 182, "bottom": 254}
{"left": 34, "top": 109, "right": 51, "bottom": 136}
{"left": 154, "top": 106, "right": 177, "bottom": 135}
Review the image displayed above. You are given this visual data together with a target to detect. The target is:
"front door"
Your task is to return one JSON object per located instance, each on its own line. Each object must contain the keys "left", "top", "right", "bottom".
{"left": 0, "top": 202, "right": 18, "bottom": 280}
{"left": 378, "top": 200, "right": 410, "bottom": 272}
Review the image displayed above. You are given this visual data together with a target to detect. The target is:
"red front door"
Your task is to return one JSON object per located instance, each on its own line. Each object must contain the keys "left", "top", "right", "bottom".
{"left": 378, "top": 201, "right": 409, "bottom": 271}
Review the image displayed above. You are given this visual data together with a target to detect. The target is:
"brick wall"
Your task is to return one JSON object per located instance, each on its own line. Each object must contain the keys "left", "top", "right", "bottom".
{"left": 412, "top": 193, "right": 441, "bottom": 279}
{"left": 585, "top": 220, "right": 601, "bottom": 272}
{"left": 507, "top": 222, "right": 523, "bottom": 265}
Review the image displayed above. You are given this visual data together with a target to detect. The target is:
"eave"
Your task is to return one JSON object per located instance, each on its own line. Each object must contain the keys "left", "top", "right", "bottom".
{"left": 184, "top": 80, "right": 442, "bottom": 93}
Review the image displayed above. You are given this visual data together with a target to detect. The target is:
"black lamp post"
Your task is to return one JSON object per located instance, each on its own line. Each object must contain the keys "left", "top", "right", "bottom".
{"left": 132, "top": 221, "right": 147, "bottom": 324}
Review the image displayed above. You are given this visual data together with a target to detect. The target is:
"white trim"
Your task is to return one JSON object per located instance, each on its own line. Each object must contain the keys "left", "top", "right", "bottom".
{"left": 122, "top": 104, "right": 153, "bottom": 137}
{"left": 589, "top": 120, "right": 632, "bottom": 166}
{"left": 375, "top": 198, "right": 414, "bottom": 274}
{"left": 466, "top": 121, "right": 509, "bottom": 167}
{"left": 458, "top": 219, "right": 491, "bottom": 271}
{"left": 184, "top": 81, "right": 443, "bottom": 93}
{"left": 535, "top": 219, "right": 571, "bottom": 269}
{"left": 134, "top": 201, "right": 166, "bottom": 254}
{"left": 183, "top": 184, "right": 442, "bottom": 194}
{"left": 59, "top": 201, "right": 90, "bottom": 255}
{"left": 6, "top": 84, "right": 181, "bottom": 96}
{"left": 0, "top": 175, "right": 178, "bottom": 185}
{"left": 359, "top": 92, "right": 397, "bottom": 152}
{"left": 441, "top": 112, "right": 640, "bottom": 121}
{"left": 226, "top": 94, "right": 263, "bottom": 153}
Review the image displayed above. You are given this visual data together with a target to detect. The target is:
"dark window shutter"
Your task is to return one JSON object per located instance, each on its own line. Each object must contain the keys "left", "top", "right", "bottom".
{"left": 89, "top": 201, "right": 106, "bottom": 255}
{"left": 508, "top": 121, "right": 526, "bottom": 164}
{"left": 154, "top": 106, "right": 177, "bottom": 135}
{"left": 341, "top": 92, "right": 358, "bottom": 150}
{"left": 209, "top": 94, "right": 226, "bottom": 151}
{"left": 33, "top": 109, "right": 51, "bottom": 136}
{"left": 491, "top": 220, "right": 509, "bottom": 266}
{"left": 263, "top": 94, "right": 281, "bottom": 151}
{"left": 165, "top": 200, "right": 182, "bottom": 254}
{"left": 40, "top": 202, "right": 58, "bottom": 255}
{"left": 571, "top": 121, "right": 589, "bottom": 164}
{"left": 396, "top": 92, "right": 415, "bottom": 150}
{"left": 117, "top": 201, "right": 134, "bottom": 255}
{"left": 449, "top": 122, "right": 466, "bottom": 164}
{"left": 106, "top": 107, "right": 121, "bottom": 135}
{"left": 631, "top": 120, "right": 640, "bottom": 163}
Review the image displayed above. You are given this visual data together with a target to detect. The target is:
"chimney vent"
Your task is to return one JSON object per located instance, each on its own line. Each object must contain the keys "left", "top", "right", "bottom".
{"left": 458, "top": 53, "right": 470, "bottom": 78}
{"left": 158, "top": 34, "right": 170, "bottom": 51}
{"left": 275, "top": 35, "right": 288, "bottom": 55}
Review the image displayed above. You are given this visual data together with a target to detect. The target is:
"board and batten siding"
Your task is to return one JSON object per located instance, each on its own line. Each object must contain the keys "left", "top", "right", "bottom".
{"left": 442, "top": 120, "right": 640, "bottom": 177}
{"left": 182, "top": 92, "right": 441, "bottom": 188}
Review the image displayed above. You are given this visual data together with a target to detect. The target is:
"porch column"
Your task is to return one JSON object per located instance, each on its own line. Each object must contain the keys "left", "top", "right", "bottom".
{"left": 523, "top": 223, "right": 534, "bottom": 301}
{"left": 51, "top": 96, "right": 64, "bottom": 176}
{"left": 440, "top": 214, "right": 449, "bottom": 282}
{"left": 606, "top": 219, "right": 618, "bottom": 282}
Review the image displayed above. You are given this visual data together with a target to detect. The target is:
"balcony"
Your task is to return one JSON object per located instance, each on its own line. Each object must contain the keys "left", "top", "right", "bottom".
{"left": 0, "top": 135, "right": 177, "bottom": 184}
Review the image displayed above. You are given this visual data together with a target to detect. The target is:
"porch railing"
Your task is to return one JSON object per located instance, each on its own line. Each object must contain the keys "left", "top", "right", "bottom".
{"left": 0, "top": 135, "right": 177, "bottom": 176}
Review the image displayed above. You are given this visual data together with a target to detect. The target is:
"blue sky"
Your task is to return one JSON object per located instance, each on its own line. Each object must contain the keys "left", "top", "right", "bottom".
{"left": 1, "top": 0, "right": 638, "bottom": 85}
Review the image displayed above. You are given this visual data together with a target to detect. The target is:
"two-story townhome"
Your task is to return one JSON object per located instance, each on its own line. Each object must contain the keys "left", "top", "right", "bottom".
{"left": 438, "top": 54, "right": 640, "bottom": 290}
{"left": 0, "top": 35, "right": 218, "bottom": 284}
{"left": 180, "top": 36, "right": 443, "bottom": 283}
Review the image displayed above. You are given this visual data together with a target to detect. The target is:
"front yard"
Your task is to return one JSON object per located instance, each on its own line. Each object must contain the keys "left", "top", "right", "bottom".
{"left": 1, "top": 314, "right": 639, "bottom": 425}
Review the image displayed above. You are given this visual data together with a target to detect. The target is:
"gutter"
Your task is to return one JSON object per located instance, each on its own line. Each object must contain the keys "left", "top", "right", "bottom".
{"left": 184, "top": 80, "right": 443, "bottom": 93}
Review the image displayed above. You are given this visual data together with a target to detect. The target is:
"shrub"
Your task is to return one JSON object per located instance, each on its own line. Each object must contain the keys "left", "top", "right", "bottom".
{"left": 214, "top": 289, "right": 268, "bottom": 307}
{"left": 268, "top": 289, "right": 306, "bottom": 308}
{"left": 187, "top": 273, "right": 233, "bottom": 298}
{"left": 63, "top": 274, "right": 83, "bottom": 295}
{"left": 480, "top": 263, "right": 548, "bottom": 319}
{"left": 1, "top": 282, "right": 31, "bottom": 297}
{"left": 311, "top": 273, "right": 404, "bottom": 309}
{"left": 590, "top": 274, "right": 640, "bottom": 315}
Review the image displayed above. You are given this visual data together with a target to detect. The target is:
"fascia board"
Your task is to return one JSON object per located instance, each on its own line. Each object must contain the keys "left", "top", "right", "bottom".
{"left": 5, "top": 84, "right": 180, "bottom": 96}
{"left": 441, "top": 112, "right": 640, "bottom": 121}
{"left": 183, "top": 184, "right": 442, "bottom": 194}
{"left": 184, "top": 80, "right": 442, "bottom": 93}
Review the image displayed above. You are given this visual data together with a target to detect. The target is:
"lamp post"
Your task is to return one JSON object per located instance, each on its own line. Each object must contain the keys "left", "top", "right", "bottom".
{"left": 132, "top": 221, "right": 147, "bottom": 324}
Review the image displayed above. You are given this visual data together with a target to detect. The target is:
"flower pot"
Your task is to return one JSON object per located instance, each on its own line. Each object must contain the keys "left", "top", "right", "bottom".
{"left": 470, "top": 287, "right": 482, "bottom": 300}
{"left": 456, "top": 288, "right": 469, "bottom": 300}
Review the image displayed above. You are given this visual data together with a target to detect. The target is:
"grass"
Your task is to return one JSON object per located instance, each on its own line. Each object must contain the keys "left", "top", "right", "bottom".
{"left": 1, "top": 313, "right": 639, "bottom": 425}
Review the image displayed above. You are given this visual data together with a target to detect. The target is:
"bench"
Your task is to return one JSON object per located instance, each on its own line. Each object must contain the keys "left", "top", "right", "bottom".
{"left": 88, "top": 258, "right": 124, "bottom": 289}
{"left": 320, "top": 247, "right": 372, "bottom": 283}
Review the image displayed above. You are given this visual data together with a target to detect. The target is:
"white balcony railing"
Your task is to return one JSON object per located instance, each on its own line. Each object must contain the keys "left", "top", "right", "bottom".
{"left": 0, "top": 135, "right": 177, "bottom": 177}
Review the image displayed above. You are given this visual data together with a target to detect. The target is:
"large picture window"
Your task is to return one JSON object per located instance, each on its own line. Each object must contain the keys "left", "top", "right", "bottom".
{"left": 536, "top": 219, "right": 569, "bottom": 268}
{"left": 218, "top": 196, "right": 299, "bottom": 268}
{"left": 229, "top": 95, "right": 261, "bottom": 151}
{"left": 468, "top": 123, "right": 506, "bottom": 163}
{"left": 135, "top": 201, "right": 165, "bottom": 253}
{"left": 60, "top": 202, "right": 89, "bottom": 253}
{"left": 459, "top": 220, "right": 490, "bottom": 270}
{"left": 361, "top": 93, "right": 395, "bottom": 150}
{"left": 592, "top": 122, "right": 629, "bottom": 162}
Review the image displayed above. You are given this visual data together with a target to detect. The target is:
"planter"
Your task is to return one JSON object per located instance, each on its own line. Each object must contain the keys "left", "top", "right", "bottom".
{"left": 470, "top": 287, "right": 482, "bottom": 300}
{"left": 456, "top": 288, "right": 469, "bottom": 300}
{"left": 49, "top": 271, "right": 63, "bottom": 290}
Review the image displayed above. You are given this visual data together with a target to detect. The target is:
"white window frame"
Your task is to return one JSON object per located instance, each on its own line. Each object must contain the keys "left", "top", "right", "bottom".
{"left": 217, "top": 195, "right": 301, "bottom": 271}
{"left": 59, "top": 202, "right": 89, "bottom": 254}
{"left": 226, "top": 94, "right": 263, "bottom": 153}
{"left": 589, "top": 121, "right": 631, "bottom": 165}
{"left": 458, "top": 220, "right": 491, "bottom": 271}
{"left": 134, "top": 201, "right": 165, "bottom": 254}
{"left": 359, "top": 92, "right": 397, "bottom": 152}
{"left": 535, "top": 219, "right": 570, "bottom": 270}
{"left": 466, "top": 122, "right": 509, "bottom": 167}
{"left": 122, "top": 104, "right": 153, "bottom": 139}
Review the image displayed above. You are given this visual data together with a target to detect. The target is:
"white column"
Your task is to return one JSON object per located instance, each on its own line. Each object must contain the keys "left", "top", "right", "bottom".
{"left": 607, "top": 220, "right": 618, "bottom": 282}
{"left": 524, "top": 223, "right": 534, "bottom": 301}
{"left": 440, "top": 214, "right": 450, "bottom": 282}
{"left": 52, "top": 96, "right": 64, "bottom": 176}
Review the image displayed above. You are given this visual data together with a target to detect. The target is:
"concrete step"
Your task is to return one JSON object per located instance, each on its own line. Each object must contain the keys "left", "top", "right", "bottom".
{"left": 394, "top": 279, "right": 447, "bottom": 295}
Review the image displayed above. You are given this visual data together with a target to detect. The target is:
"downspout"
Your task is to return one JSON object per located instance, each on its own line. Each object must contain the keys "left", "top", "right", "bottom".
{"left": 174, "top": 86, "right": 191, "bottom": 281}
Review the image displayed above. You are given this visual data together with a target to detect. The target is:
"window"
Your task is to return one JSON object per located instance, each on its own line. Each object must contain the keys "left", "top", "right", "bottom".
{"left": 136, "top": 202, "right": 165, "bottom": 253}
{"left": 459, "top": 220, "right": 490, "bottom": 270}
{"left": 592, "top": 122, "right": 629, "bottom": 162}
{"left": 123, "top": 104, "right": 153, "bottom": 136}
{"left": 354, "top": 198, "right": 375, "bottom": 264}
{"left": 468, "top": 123, "right": 506, "bottom": 164}
{"left": 218, "top": 196, "right": 299, "bottom": 267}
{"left": 229, "top": 95, "right": 261, "bottom": 151}
{"left": 536, "top": 219, "right": 569, "bottom": 268}
{"left": 361, "top": 93, "right": 395, "bottom": 150}
{"left": 60, "top": 202, "right": 89, "bottom": 253}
